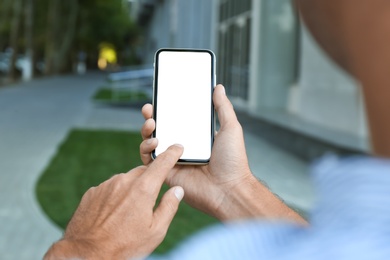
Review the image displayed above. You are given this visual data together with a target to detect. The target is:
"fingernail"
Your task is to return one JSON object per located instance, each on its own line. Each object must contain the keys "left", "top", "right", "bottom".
{"left": 220, "top": 85, "right": 226, "bottom": 95}
{"left": 146, "top": 138, "right": 154, "bottom": 145}
{"left": 174, "top": 186, "right": 184, "bottom": 201}
{"left": 174, "top": 144, "right": 184, "bottom": 149}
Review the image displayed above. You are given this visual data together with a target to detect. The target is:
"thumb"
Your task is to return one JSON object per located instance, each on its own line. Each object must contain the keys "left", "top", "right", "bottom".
{"left": 154, "top": 186, "right": 184, "bottom": 229}
{"left": 213, "top": 84, "right": 239, "bottom": 128}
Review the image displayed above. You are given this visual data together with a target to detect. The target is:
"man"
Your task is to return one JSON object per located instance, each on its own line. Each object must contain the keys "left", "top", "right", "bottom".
{"left": 45, "top": 0, "right": 390, "bottom": 259}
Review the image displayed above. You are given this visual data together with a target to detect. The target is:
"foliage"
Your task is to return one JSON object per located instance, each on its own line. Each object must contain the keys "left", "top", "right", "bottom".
{"left": 36, "top": 129, "right": 217, "bottom": 254}
{"left": 78, "top": 0, "right": 138, "bottom": 51}
{"left": 93, "top": 87, "right": 150, "bottom": 103}
{"left": 76, "top": 0, "right": 140, "bottom": 67}
{"left": 0, "top": 0, "right": 140, "bottom": 75}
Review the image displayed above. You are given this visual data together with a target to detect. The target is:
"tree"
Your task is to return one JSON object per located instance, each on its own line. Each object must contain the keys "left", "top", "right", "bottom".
{"left": 8, "top": 0, "right": 23, "bottom": 81}
{"left": 45, "top": 0, "right": 79, "bottom": 74}
{"left": 0, "top": 0, "right": 13, "bottom": 51}
{"left": 2, "top": 0, "right": 140, "bottom": 79}
{"left": 24, "top": 0, "right": 34, "bottom": 80}
{"left": 76, "top": 0, "right": 140, "bottom": 68}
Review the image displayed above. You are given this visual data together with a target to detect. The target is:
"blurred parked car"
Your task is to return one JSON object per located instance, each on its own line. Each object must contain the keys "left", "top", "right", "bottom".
{"left": 0, "top": 51, "right": 45, "bottom": 75}
{"left": 0, "top": 52, "right": 12, "bottom": 74}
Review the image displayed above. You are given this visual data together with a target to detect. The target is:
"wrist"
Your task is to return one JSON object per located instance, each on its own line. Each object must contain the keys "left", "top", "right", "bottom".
{"left": 44, "top": 239, "right": 103, "bottom": 260}
{"left": 216, "top": 173, "right": 307, "bottom": 224}
{"left": 214, "top": 171, "right": 258, "bottom": 221}
{"left": 44, "top": 239, "right": 79, "bottom": 260}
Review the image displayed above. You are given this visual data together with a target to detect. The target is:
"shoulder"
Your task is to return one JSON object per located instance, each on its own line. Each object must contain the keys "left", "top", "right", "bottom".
{"left": 311, "top": 155, "right": 390, "bottom": 216}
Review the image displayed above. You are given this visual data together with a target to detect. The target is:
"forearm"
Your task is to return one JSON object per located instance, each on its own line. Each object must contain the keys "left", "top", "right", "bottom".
{"left": 215, "top": 174, "right": 308, "bottom": 225}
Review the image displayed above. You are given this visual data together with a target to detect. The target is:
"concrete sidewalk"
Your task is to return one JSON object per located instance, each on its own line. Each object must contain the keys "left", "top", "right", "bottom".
{"left": 0, "top": 74, "right": 313, "bottom": 259}
{"left": 0, "top": 73, "right": 110, "bottom": 259}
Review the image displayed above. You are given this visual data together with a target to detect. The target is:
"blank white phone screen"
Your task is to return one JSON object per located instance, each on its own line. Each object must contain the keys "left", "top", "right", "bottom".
{"left": 154, "top": 50, "right": 213, "bottom": 161}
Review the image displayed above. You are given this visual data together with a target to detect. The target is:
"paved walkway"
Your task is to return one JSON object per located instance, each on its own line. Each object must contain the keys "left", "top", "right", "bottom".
{"left": 0, "top": 73, "right": 314, "bottom": 259}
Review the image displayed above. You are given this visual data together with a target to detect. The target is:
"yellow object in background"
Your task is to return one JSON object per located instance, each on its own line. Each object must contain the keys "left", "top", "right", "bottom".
{"left": 98, "top": 43, "right": 117, "bottom": 70}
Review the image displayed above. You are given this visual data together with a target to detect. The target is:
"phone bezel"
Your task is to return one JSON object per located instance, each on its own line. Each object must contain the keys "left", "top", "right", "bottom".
{"left": 151, "top": 48, "right": 215, "bottom": 165}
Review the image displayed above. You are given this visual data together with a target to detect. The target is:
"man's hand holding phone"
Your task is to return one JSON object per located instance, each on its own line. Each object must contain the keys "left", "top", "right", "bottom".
{"left": 142, "top": 85, "right": 256, "bottom": 220}
{"left": 141, "top": 84, "right": 307, "bottom": 223}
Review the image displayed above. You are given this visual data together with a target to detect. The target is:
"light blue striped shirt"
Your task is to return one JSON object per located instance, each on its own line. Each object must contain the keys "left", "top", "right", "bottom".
{"left": 152, "top": 156, "right": 390, "bottom": 259}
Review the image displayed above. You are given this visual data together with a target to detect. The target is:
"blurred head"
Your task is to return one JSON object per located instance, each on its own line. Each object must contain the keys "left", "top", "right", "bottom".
{"left": 296, "top": 0, "right": 390, "bottom": 157}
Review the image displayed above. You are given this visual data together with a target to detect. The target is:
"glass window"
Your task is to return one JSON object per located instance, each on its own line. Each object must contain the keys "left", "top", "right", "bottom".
{"left": 218, "top": 0, "right": 251, "bottom": 101}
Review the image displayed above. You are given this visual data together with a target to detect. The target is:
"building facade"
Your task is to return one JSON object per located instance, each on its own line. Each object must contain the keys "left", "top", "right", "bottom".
{"left": 132, "top": 0, "right": 218, "bottom": 65}
{"left": 134, "top": 0, "right": 369, "bottom": 155}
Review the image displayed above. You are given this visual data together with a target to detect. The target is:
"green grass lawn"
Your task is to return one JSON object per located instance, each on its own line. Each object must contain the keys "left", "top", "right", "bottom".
{"left": 36, "top": 129, "right": 217, "bottom": 254}
{"left": 93, "top": 87, "right": 150, "bottom": 103}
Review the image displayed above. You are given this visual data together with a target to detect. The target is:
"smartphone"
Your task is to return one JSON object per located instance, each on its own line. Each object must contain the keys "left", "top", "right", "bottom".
{"left": 152, "top": 48, "right": 215, "bottom": 164}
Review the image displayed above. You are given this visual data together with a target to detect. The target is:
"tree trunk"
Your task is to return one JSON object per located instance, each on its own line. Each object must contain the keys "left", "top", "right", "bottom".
{"left": 55, "top": 0, "right": 79, "bottom": 73}
{"left": 45, "top": 0, "right": 79, "bottom": 74}
{"left": 8, "top": 0, "right": 23, "bottom": 81}
{"left": 44, "top": 0, "right": 60, "bottom": 75}
{"left": 0, "top": 0, "right": 14, "bottom": 51}
{"left": 24, "top": 0, "right": 34, "bottom": 80}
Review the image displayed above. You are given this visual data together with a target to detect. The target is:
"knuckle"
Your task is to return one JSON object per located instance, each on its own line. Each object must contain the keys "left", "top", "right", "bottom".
{"left": 142, "top": 123, "right": 153, "bottom": 139}
{"left": 137, "top": 180, "right": 153, "bottom": 195}
{"left": 111, "top": 172, "right": 126, "bottom": 181}
{"left": 140, "top": 141, "right": 146, "bottom": 152}
{"left": 140, "top": 140, "right": 151, "bottom": 150}
{"left": 80, "top": 186, "right": 96, "bottom": 203}
{"left": 83, "top": 186, "right": 95, "bottom": 197}
{"left": 141, "top": 128, "right": 149, "bottom": 139}
{"left": 86, "top": 186, "right": 96, "bottom": 193}
{"left": 141, "top": 104, "right": 150, "bottom": 116}
{"left": 135, "top": 165, "right": 148, "bottom": 172}
{"left": 224, "top": 117, "right": 243, "bottom": 132}
{"left": 155, "top": 227, "right": 168, "bottom": 240}
{"left": 165, "top": 199, "right": 178, "bottom": 214}
{"left": 145, "top": 118, "right": 153, "bottom": 128}
{"left": 125, "top": 165, "right": 146, "bottom": 175}
{"left": 141, "top": 103, "right": 149, "bottom": 112}
{"left": 234, "top": 122, "right": 243, "bottom": 133}
{"left": 151, "top": 221, "right": 168, "bottom": 240}
{"left": 109, "top": 174, "right": 126, "bottom": 192}
{"left": 156, "top": 152, "right": 176, "bottom": 166}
